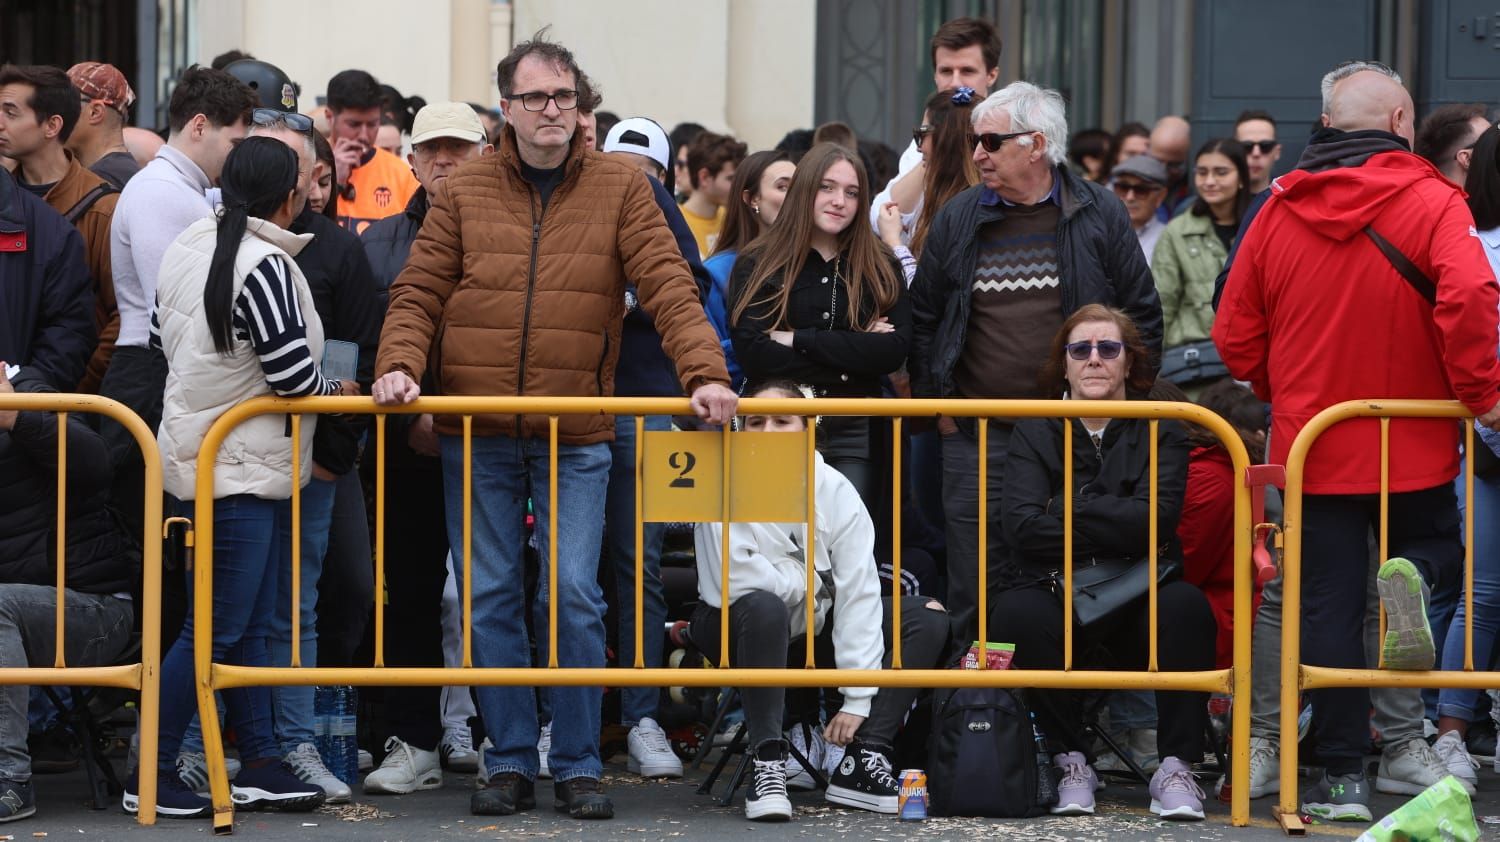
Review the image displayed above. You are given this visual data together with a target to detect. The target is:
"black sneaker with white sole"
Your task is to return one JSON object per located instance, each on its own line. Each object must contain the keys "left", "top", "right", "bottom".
{"left": 825, "top": 742, "right": 898, "bottom": 814}
{"left": 745, "top": 739, "right": 792, "bottom": 822}
{"left": 123, "top": 770, "right": 211, "bottom": 819}
{"left": 0, "top": 779, "right": 35, "bottom": 823}
{"left": 230, "top": 761, "right": 327, "bottom": 812}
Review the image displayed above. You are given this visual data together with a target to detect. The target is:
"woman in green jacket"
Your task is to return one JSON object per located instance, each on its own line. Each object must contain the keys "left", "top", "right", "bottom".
{"left": 1153, "top": 138, "right": 1251, "bottom": 352}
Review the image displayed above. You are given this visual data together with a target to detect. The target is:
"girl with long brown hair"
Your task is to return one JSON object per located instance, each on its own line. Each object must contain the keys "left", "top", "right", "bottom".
{"left": 730, "top": 143, "right": 908, "bottom": 506}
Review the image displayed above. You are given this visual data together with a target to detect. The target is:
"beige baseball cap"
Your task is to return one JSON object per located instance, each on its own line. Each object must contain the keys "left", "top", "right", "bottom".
{"left": 410, "top": 102, "right": 486, "bottom": 146}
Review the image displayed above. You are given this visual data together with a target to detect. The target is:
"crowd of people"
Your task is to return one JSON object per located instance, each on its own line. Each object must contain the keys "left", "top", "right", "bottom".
{"left": 0, "top": 11, "right": 1498, "bottom": 830}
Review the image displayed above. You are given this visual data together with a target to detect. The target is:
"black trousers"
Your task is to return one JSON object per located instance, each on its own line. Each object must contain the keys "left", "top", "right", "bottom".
{"left": 374, "top": 434, "right": 450, "bottom": 752}
{"left": 314, "top": 468, "right": 374, "bottom": 667}
{"left": 691, "top": 590, "right": 949, "bottom": 748}
{"left": 1301, "top": 485, "right": 1461, "bottom": 772}
{"left": 987, "top": 580, "right": 1215, "bottom": 764}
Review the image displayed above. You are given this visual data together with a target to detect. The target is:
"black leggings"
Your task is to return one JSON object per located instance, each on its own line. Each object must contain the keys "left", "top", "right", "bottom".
{"left": 987, "top": 580, "right": 1216, "bottom": 764}
{"left": 691, "top": 590, "right": 949, "bottom": 748}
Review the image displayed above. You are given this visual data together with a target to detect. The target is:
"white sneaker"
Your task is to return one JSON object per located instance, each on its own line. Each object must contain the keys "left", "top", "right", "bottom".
{"left": 537, "top": 723, "right": 552, "bottom": 779}
{"left": 1432, "top": 731, "right": 1480, "bottom": 794}
{"left": 823, "top": 741, "right": 846, "bottom": 779}
{"left": 785, "top": 723, "right": 825, "bottom": 791}
{"left": 627, "top": 717, "right": 684, "bottom": 778}
{"left": 1375, "top": 736, "right": 1452, "bottom": 796}
{"left": 283, "top": 742, "right": 351, "bottom": 804}
{"left": 362, "top": 736, "right": 442, "bottom": 794}
{"left": 358, "top": 749, "right": 373, "bottom": 773}
{"left": 1216, "top": 735, "right": 1279, "bottom": 799}
{"left": 176, "top": 751, "right": 242, "bottom": 795}
{"left": 440, "top": 725, "right": 478, "bottom": 773}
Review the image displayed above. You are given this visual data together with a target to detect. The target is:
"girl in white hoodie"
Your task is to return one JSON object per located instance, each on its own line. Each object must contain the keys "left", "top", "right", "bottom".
{"left": 692, "top": 380, "right": 949, "bottom": 822}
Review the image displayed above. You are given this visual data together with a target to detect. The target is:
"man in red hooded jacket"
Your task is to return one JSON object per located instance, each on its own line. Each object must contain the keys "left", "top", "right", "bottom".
{"left": 1215, "top": 62, "right": 1500, "bottom": 823}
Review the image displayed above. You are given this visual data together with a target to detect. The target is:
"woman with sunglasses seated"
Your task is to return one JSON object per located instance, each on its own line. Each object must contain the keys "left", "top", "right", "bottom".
{"left": 691, "top": 380, "right": 950, "bottom": 823}
{"left": 986, "top": 304, "right": 1215, "bottom": 821}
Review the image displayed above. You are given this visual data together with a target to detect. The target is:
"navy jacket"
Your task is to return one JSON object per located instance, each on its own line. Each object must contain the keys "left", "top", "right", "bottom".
{"left": 0, "top": 173, "right": 95, "bottom": 390}
{"left": 616, "top": 175, "right": 713, "bottom": 397}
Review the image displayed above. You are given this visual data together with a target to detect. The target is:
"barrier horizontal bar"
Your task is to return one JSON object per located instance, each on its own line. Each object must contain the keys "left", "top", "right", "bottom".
{"left": 0, "top": 665, "right": 141, "bottom": 687}
{"left": 209, "top": 394, "right": 1241, "bottom": 423}
{"left": 1300, "top": 666, "right": 1500, "bottom": 690}
{"left": 208, "top": 665, "right": 1233, "bottom": 693}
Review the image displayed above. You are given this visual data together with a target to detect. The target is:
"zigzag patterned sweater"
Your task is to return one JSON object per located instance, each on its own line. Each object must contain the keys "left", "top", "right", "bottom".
{"left": 953, "top": 200, "right": 1064, "bottom": 399}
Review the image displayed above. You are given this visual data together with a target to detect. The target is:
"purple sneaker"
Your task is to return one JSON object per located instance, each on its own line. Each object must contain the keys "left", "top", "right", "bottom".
{"left": 1050, "top": 752, "right": 1101, "bottom": 815}
{"left": 1149, "top": 756, "right": 1205, "bottom": 821}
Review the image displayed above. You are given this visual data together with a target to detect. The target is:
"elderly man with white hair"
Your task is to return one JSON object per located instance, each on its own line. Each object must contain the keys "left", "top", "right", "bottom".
{"left": 907, "top": 80, "right": 1162, "bottom": 640}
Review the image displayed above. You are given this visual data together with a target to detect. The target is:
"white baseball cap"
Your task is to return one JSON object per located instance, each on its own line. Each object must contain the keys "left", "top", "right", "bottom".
{"left": 410, "top": 102, "right": 486, "bottom": 146}
{"left": 602, "top": 117, "right": 670, "bottom": 171}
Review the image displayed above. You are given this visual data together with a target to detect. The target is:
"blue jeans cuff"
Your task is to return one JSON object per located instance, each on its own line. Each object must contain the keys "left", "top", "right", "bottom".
{"left": 553, "top": 767, "right": 604, "bottom": 783}
{"left": 485, "top": 763, "right": 535, "bottom": 782}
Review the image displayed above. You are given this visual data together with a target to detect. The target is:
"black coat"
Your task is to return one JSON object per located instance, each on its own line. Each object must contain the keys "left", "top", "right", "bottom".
{"left": 0, "top": 373, "right": 134, "bottom": 594}
{"left": 1001, "top": 414, "right": 1188, "bottom": 584}
{"left": 908, "top": 167, "right": 1162, "bottom": 399}
{"left": 361, "top": 189, "right": 427, "bottom": 308}
{"left": 729, "top": 248, "right": 910, "bottom": 397}
{"left": 291, "top": 206, "right": 383, "bottom": 475}
{"left": 0, "top": 172, "right": 95, "bottom": 392}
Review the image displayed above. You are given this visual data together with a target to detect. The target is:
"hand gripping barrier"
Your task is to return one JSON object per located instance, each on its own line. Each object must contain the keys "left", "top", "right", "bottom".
{"left": 0, "top": 393, "right": 163, "bottom": 824}
{"left": 1277, "top": 399, "right": 1481, "bottom": 835}
{"left": 190, "top": 395, "right": 1255, "bottom": 833}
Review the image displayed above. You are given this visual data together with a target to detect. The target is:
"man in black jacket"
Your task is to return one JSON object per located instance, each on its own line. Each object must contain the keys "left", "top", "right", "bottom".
{"left": 358, "top": 101, "right": 492, "bottom": 795}
{"left": 908, "top": 80, "right": 1161, "bottom": 639}
{"left": 0, "top": 366, "right": 135, "bottom": 822}
{"left": 246, "top": 109, "right": 382, "bottom": 803}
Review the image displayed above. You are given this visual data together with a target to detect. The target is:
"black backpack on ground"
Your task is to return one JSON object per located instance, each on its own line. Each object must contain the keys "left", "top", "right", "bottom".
{"left": 927, "top": 685, "right": 1054, "bottom": 817}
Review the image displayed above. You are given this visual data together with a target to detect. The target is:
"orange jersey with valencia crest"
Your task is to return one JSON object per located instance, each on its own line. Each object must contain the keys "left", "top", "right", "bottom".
{"left": 337, "top": 147, "right": 418, "bottom": 235}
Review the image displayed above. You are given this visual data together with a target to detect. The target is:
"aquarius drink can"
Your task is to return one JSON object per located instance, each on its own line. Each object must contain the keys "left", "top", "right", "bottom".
{"left": 898, "top": 769, "right": 928, "bottom": 821}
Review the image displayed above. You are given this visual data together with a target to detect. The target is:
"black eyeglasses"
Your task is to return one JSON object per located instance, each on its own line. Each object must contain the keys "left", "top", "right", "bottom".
{"left": 912, "top": 124, "right": 934, "bottom": 146}
{"left": 1241, "top": 140, "right": 1278, "bottom": 155}
{"left": 970, "top": 130, "right": 1036, "bottom": 153}
{"left": 253, "top": 108, "right": 313, "bottom": 134}
{"left": 509, "top": 89, "right": 579, "bottom": 112}
{"left": 1065, "top": 340, "right": 1124, "bottom": 361}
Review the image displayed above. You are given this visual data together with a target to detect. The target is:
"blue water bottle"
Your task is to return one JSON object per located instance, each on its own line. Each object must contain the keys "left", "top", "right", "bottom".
{"left": 313, "top": 685, "right": 334, "bottom": 772}
{"left": 329, "top": 686, "right": 359, "bottom": 787}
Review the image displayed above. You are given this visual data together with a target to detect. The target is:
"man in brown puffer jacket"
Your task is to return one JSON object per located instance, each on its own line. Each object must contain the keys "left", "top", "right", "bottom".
{"left": 372, "top": 33, "right": 734, "bottom": 822}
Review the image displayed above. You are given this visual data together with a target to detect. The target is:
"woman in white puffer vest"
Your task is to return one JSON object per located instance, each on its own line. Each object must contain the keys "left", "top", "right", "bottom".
{"left": 126, "top": 136, "right": 357, "bottom": 820}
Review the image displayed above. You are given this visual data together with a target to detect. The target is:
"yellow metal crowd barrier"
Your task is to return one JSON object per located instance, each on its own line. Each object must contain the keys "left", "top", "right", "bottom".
{"left": 0, "top": 394, "right": 163, "bottom": 825}
{"left": 189, "top": 396, "right": 1256, "bottom": 833}
{"left": 1278, "top": 399, "right": 1482, "bottom": 835}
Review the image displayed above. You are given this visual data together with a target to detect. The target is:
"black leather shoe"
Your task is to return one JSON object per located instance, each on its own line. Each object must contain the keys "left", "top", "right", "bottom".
{"left": 471, "top": 773, "right": 536, "bottom": 815}
{"left": 554, "top": 776, "right": 614, "bottom": 819}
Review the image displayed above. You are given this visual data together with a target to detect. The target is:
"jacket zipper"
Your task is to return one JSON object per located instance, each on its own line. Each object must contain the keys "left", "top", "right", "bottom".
{"left": 517, "top": 192, "right": 544, "bottom": 433}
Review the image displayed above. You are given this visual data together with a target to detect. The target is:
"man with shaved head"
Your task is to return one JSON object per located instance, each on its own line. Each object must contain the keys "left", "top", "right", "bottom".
{"left": 1215, "top": 60, "right": 1500, "bottom": 823}
{"left": 1148, "top": 115, "right": 1191, "bottom": 218}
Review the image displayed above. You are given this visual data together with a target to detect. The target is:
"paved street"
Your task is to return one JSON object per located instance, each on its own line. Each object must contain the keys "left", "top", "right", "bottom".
{"left": 21, "top": 753, "right": 1500, "bottom": 840}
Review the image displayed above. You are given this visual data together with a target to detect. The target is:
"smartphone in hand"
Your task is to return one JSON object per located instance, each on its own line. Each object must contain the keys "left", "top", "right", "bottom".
{"left": 321, "top": 339, "right": 359, "bottom": 383}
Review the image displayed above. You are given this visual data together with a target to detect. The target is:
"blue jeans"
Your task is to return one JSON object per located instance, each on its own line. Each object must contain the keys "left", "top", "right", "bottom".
{"left": 271, "top": 476, "right": 337, "bottom": 752}
{"left": 1435, "top": 471, "right": 1500, "bottom": 720}
{"left": 606, "top": 415, "right": 669, "bottom": 727}
{"left": 157, "top": 495, "right": 286, "bottom": 770}
{"left": 440, "top": 434, "right": 609, "bottom": 782}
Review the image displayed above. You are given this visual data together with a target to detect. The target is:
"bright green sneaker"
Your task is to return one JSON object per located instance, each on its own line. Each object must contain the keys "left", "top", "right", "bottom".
{"left": 1377, "top": 557, "right": 1435, "bottom": 670}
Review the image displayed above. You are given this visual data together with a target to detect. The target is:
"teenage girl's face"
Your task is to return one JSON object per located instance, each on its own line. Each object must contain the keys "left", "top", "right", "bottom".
{"left": 1195, "top": 151, "right": 1241, "bottom": 214}
{"left": 308, "top": 159, "right": 333, "bottom": 214}
{"left": 918, "top": 111, "right": 934, "bottom": 159}
{"left": 812, "top": 159, "right": 859, "bottom": 239}
{"left": 741, "top": 388, "right": 807, "bottom": 433}
{"left": 751, "top": 160, "right": 796, "bottom": 227}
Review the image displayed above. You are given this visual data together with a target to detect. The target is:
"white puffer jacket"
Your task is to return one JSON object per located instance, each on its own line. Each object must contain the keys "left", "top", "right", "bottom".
{"left": 155, "top": 216, "right": 322, "bottom": 501}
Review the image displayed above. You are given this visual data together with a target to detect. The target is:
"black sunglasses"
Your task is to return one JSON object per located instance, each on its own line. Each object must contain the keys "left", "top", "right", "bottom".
{"left": 253, "top": 108, "right": 313, "bottom": 134}
{"left": 1065, "top": 340, "right": 1124, "bottom": 361}
{"left": 1111, "top": 180, "right": 1164, "bottom": 197}
{"left": 912, "top": 124, "right": 934, "bottom": 146}
{"left": 1240, "top": 140, "right": 1277, "bottom": 155}
{"left": 970, "top": 130, "right": 1036, "bottom": 153}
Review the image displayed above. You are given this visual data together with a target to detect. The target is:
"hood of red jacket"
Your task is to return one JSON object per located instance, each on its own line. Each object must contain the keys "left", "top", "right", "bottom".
{"left": 1268, "top": 150, "right": 1455, "bottom": 242}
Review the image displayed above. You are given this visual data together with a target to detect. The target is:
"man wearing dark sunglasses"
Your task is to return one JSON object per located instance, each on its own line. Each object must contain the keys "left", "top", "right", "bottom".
{"left": 1233, "top": 110, "right": 1281, "bottom": 194}
{"left": 908, "top": 79, "right": 1161, "bottom": 640}
{"left": 1108, "top": 154, "right": 1169, "bottom": 265}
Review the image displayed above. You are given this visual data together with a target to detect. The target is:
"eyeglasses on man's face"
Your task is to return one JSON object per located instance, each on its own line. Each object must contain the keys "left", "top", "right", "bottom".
{"left": 510, "top": 89, "right": 579, "bottom": 112}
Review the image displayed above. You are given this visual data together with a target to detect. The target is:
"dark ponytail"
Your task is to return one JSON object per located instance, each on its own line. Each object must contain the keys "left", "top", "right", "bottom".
{"left": 205, "top": 136, "right": 299, "bottom": 355}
